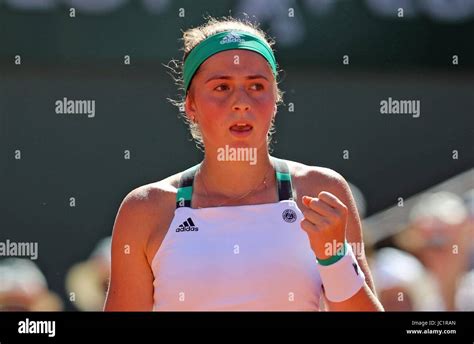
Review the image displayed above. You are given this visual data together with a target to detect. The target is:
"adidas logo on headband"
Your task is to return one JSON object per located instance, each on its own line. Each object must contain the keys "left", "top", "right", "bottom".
{"left": 220, "top": 31, "right": 245, "bottom": 44}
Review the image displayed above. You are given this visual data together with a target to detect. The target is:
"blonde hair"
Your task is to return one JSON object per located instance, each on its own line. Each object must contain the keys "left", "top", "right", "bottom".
{"left": 166, "top": 16, "right": 284, "bottom": 151}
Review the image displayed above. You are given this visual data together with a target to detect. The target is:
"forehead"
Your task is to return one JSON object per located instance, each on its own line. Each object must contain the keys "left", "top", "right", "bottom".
{"left": 197, "top": 49, "right": 273, "bottom": 76}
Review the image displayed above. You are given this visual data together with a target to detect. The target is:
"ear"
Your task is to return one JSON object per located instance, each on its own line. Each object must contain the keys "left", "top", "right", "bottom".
{"left": 185, "top": 93, "right": 197, "bottom": 122}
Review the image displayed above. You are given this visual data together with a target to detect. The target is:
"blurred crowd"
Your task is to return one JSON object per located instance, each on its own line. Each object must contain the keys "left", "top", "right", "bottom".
{"left": 0, "top": 237, "right": 111, "bottom": 311}
{"left": 1, "top": 186, "right": 472, "bottom": 312}
{"left": 369, "top": 189, "right": 474, "bottom": 311}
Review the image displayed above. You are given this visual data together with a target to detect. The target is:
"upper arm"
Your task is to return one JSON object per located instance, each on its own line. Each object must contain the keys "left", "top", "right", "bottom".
{"left": 104, "top": 189, "right": 156, "bottom": 311}
{"left": 309, "top": 167, "right": 377, "bottom": 294}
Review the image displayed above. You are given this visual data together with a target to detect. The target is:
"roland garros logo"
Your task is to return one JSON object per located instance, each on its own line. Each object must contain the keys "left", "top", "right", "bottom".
{"left": 282, "top": 209, "right": 297, "bottom": 223}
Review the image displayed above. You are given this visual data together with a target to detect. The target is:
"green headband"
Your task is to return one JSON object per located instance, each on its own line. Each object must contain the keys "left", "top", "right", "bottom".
{"left": 183, "top": 30, "right": 277, "bottom": 92}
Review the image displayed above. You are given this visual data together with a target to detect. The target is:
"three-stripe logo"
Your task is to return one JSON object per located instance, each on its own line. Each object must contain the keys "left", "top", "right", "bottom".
{"left": 176, "top": 217, "right": 199, "bottom": 232}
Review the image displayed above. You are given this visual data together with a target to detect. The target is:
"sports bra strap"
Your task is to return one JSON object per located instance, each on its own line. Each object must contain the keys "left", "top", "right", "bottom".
{"left": 175, "top": 164, "right": 200, "bottom": 208}
{"left": 270, "top": 157, "right": 295, "bottom": 202}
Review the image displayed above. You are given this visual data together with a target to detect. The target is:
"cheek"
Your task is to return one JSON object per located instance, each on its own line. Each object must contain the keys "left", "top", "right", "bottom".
{"left": 195, "top": 93, "right": 227, "bottom": 116}
{"left": 193, "top": 94, "right": 228, "bottom": 134}
{"left": 256, "top": 95, "right": 276, "bottom": 123}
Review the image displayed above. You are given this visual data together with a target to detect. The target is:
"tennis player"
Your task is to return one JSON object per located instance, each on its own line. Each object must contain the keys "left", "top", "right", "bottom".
{"left": 104, "top": 17, "right": 383, "bottom": 311}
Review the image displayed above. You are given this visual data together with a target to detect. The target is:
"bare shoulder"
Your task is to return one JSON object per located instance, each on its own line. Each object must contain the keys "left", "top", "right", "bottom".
{"left": 283, "top": 158, "right": 358, "bottom": 221}
{"left": 122, "top": 173, "right": 181, "bottom": 209}
{"left": 119, "top": 174, "right": 179, "bottom": 219}
{"left": 283, "top": 158, "right": 349, "bottom": 194}
{"left": 111, "top": 170, "right": 185, "bottom": 247}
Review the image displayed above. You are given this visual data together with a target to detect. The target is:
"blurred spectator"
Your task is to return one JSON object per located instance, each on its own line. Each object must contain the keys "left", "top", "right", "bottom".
{"left": 65, "top": 237, "right": 111, "bottom": 311}
{"left": 371, "top": 247, "right": 439, "bottom": 311}
{"left": 455, "top": 269, "right": 474, "bottom": 311}
{"left": 394, "top": 191, "right": 473, "bottom": 310}
{"left": 0, "top": 258, "right": 63, "bottom": 311}
{"left": 462, "top": 188, "right": 474, "bottom": 269}
{"left": 463, "top": 188, "right": 474, "bottom": 217}
{"left": 456, "top": 188, "right": 474, "bottom": 310}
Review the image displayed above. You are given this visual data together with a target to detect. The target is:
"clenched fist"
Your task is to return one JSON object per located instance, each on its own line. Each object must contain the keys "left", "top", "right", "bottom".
{"left": 300, "top": 191, "right": 348, "bottom": 260}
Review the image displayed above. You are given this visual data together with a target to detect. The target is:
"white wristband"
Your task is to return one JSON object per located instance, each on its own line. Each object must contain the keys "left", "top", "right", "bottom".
{"left": 317, "top": 242, "right": 366, "bottom": 302}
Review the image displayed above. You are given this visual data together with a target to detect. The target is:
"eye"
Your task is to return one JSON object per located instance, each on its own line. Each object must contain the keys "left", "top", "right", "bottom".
{"left": 249, "top": 83, "right": 264, "bottom": 91}
{"left": 214, "top": 84, "right": 230, "bottom": 91}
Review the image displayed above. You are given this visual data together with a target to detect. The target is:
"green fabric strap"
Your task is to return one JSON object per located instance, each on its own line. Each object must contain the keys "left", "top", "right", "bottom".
{"left": 183, "top": 30, "right": 277, "bottom": 92}
{"left": 176, "top": 164, "right": 200, "bottom": 208}
{"left": 176, "top": 185, "right": 192, "bottom": 203}
{"left": 276, "top": 171, "right": 291, "bottom": 181}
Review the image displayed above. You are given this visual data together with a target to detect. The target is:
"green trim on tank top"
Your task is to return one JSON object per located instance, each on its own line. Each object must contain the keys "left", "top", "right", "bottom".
{"left": 176, "top": 185, "right": 193, "bottom": 202}
{"left": 276, "top": 171, "right": 291, "bottom": 181}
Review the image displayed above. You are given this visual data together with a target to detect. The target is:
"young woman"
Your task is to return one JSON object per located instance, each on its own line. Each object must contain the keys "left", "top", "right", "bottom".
{"left": 104, "top": 17, "right": 383, "bottom": 311}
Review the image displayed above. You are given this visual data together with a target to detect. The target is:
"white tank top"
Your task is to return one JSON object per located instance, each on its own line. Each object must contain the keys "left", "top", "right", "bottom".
{"left": 151, "top": 157, "right": 322, "bottom": 311}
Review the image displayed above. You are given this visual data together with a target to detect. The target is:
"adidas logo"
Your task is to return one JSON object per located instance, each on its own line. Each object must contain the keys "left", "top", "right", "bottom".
{"left": 220, "top": 31, "right": 245, "bottom": 44}
{"left": 176, "top": 217, "right": 199, "bottom": 232}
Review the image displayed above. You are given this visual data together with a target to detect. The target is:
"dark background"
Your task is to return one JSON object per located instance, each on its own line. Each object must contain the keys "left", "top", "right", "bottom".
{"left": 0, "top": 0, "right": 473, "bottom": 310}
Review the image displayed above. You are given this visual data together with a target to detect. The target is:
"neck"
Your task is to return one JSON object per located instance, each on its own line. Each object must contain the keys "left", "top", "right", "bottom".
{"left": 197, "top": 147, "right": 274, "bottom": 199}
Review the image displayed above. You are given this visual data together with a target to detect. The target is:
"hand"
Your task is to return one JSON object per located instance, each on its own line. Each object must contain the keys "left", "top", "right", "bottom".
{"left": 300, "top": 191, "right": 348, "bottom": 260}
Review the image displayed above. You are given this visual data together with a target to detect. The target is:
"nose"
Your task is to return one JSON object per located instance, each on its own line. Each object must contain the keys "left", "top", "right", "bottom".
{"left": 232, "top": 88, "right": 251, "bottom": 112}
{"left": 233, "top": 103, "right": 250, "bottom": 112}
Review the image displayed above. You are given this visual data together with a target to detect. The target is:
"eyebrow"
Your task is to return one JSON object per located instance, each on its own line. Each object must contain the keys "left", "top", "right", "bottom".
{"left": 205, "top": 74, "right": 269, "bottom": 83}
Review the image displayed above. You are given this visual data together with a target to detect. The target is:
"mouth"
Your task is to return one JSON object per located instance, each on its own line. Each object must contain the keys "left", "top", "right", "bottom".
{"left": 229, "top": 123, "right": 253, "bottom": 138}
{"left": 229, "top": 123, "right": 253, "bottom": 132}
